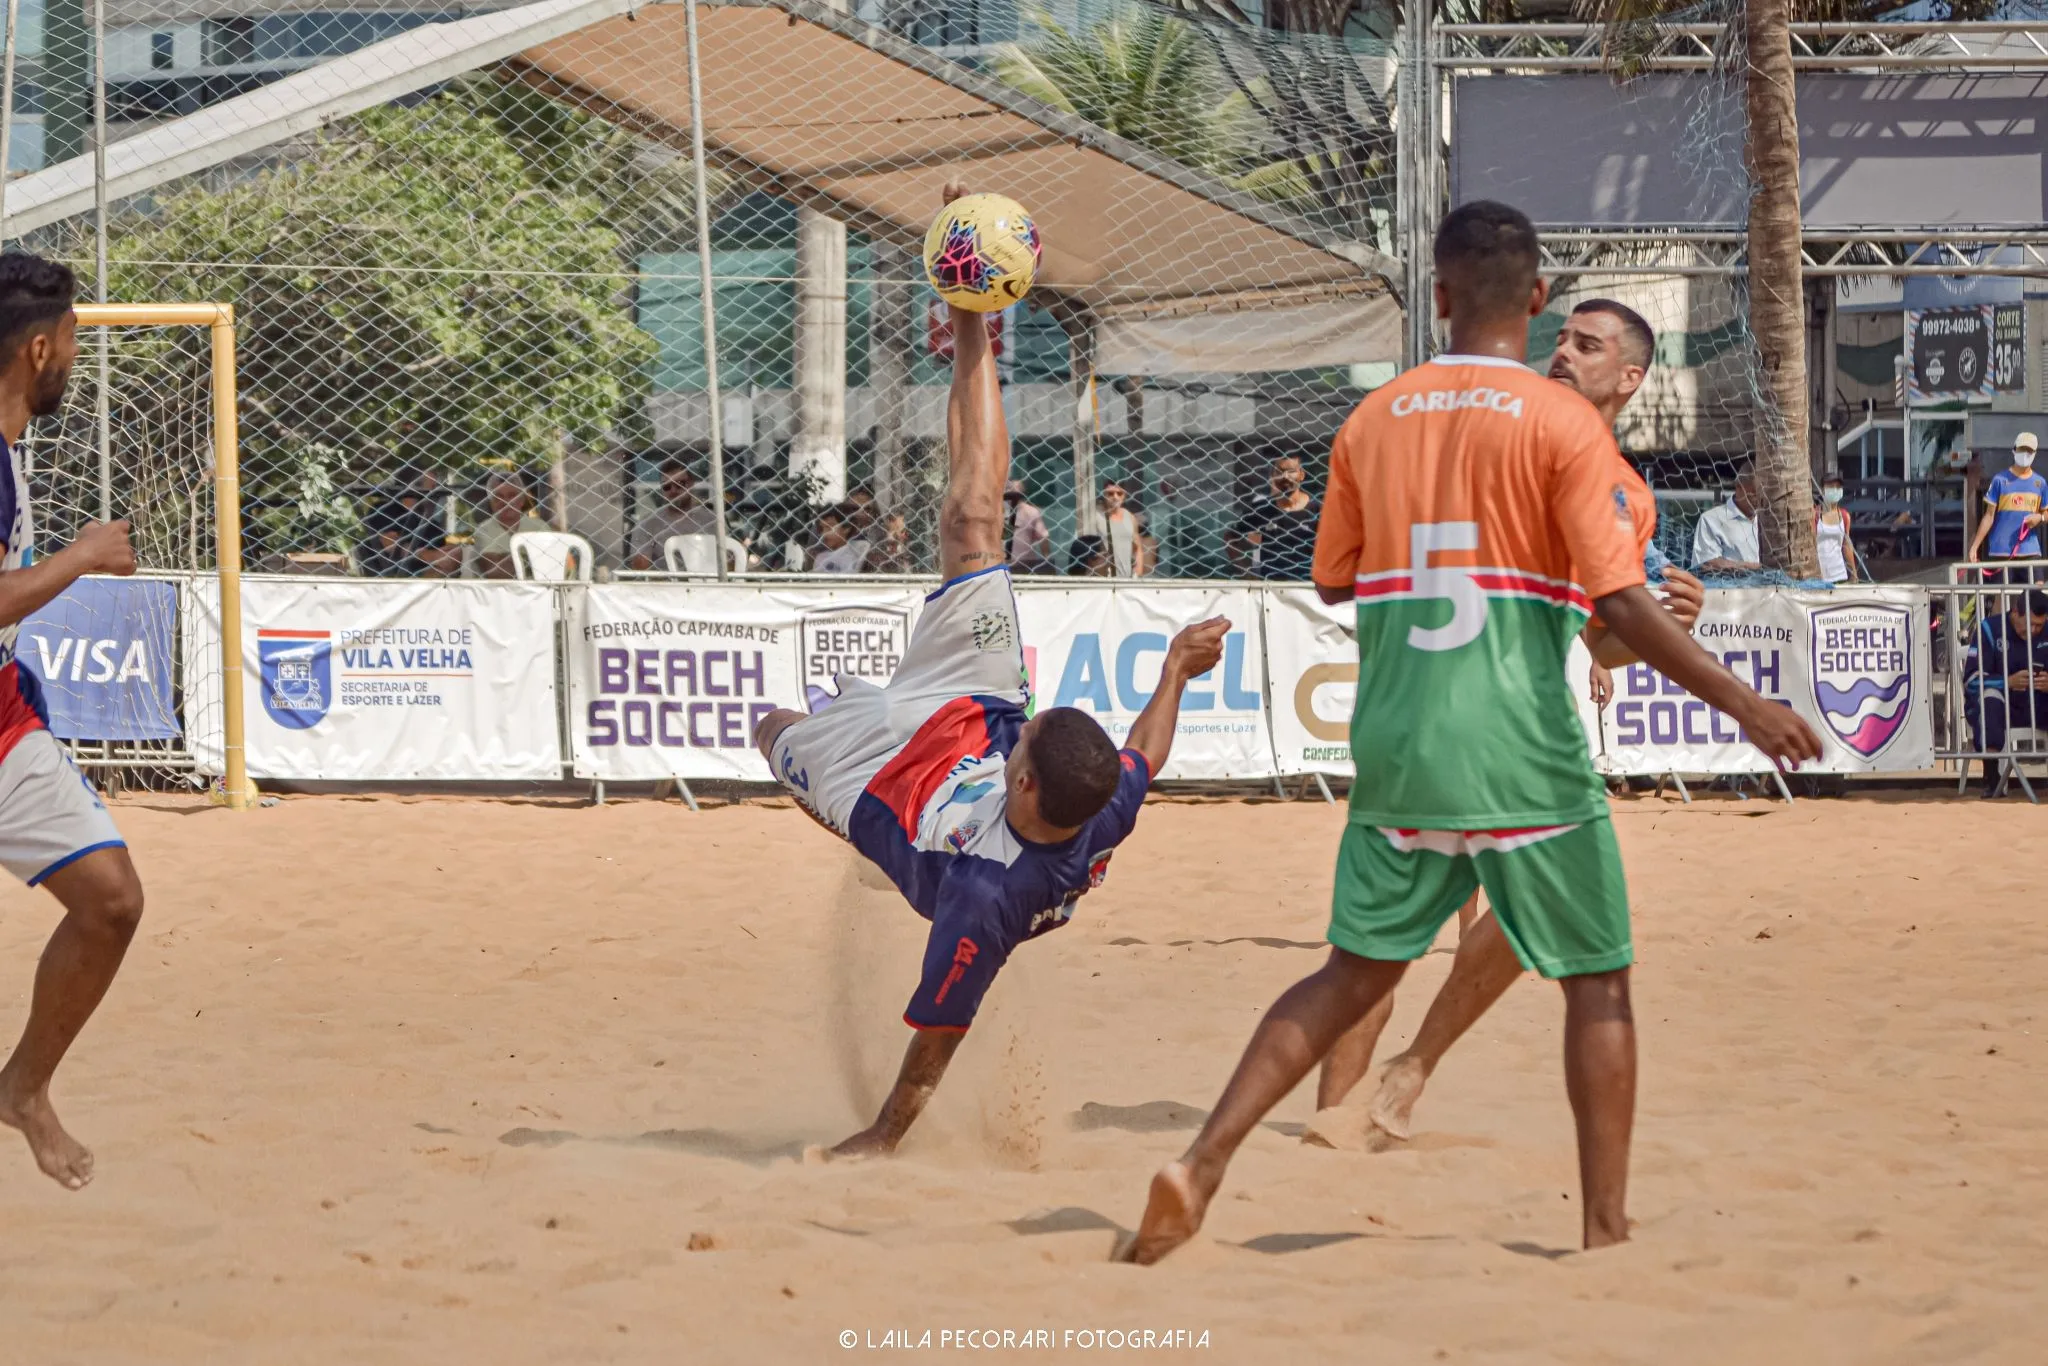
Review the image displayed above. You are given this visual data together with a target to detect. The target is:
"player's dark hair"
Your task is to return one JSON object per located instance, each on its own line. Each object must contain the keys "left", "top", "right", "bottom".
{"left": 0, "top": 253, "right": 76, "bottom": 366}
{"left": 1571, "top": 298, "right": 1655, "bottom": 370}
{"left": 2024, "top": 589, "right": 2048, "bottom": 617}
{"left": 1028, "top": 707, "right": 1122, "bottom": 828}
{"left": 1433, "top": 201, "right": 1540, "bottom": 320}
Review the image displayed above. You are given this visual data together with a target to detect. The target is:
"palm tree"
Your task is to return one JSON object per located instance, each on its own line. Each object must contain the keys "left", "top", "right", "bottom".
{"left": 993, "top": 7, "right": 1257, "bottom": 175}
{"left": 1581, "top": 0, "right": 1998, "bottom": 572}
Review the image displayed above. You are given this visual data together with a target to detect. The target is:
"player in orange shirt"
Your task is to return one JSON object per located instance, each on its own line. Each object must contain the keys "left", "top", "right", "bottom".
{"left": 1122, "top": 202, "right": 1821, "bottom": 1264}
{"left": 1311, "top": 299, "right": 1708, "bottom": 1142}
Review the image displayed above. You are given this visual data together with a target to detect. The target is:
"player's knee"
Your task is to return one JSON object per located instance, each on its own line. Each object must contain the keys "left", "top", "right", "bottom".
{"left": 754, "top": 707, "right": 801, "bottom": 759}
{"left": 88, "top": 876, "right": 144, "bottom": 940}
{"left": 1562, "top": 968, "right": 1632, "bottom": 1024}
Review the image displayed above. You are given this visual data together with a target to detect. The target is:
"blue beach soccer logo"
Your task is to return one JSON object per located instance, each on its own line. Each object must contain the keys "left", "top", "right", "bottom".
{"left": 1809, "top": 604, "right": 1912, "bottom": 759}
{"left": 258, "top": 628, "right": 332, "bottom": 728}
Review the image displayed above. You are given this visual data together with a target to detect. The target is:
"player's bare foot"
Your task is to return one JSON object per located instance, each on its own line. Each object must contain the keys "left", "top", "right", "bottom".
{"left": 825, "top": 1126, "right": 896, "bottom": 1162}
{"left": 0, "top": 1084, "right": 94, "bottom": 1190}
{"left": 1117, "top": 1159, "right": 1211, "bottom": 1265}
{"left": 1299, "top": 1104, "right": 1372, "bottom": 1150}
{"left": 1367, "top": 1054, "right": 1429, "bottom": 1140}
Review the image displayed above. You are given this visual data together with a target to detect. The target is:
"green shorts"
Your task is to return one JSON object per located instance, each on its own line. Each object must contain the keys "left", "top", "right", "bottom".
{"left": 1328, "top": 818, "right": 1632, "bottom": 979}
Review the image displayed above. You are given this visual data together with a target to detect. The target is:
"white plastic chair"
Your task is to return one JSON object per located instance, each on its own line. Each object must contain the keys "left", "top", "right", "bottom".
{"left": 510, "top": 531, "right": 593, "bottom": 582}
{"left": 664, "top": 533, "right": 745, "bottom": 576}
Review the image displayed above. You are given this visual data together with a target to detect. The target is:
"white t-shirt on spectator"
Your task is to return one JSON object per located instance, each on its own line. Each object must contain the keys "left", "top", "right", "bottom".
{"left": 813, "top": 541, "right": 870, "bottom": 574}
{"left": 1692, "top": 497, "right": 1760, "bottom": 568}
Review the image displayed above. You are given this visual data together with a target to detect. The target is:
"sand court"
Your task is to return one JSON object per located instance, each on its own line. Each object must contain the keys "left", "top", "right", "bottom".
{"left": 0, "top": 792, "right": 2040, "bottom": 1364}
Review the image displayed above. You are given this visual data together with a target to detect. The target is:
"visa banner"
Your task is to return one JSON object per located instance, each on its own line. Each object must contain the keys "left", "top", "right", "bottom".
{"left": 16, "top": 576, "right": 178, "bottom": 741}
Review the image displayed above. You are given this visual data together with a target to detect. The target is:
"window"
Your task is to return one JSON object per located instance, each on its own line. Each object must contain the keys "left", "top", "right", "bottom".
{"left": 203, "top": 17, "right": 256, "bottom": 67}
{"left": 150, "top": 32, "right": 174, "bottom": 72}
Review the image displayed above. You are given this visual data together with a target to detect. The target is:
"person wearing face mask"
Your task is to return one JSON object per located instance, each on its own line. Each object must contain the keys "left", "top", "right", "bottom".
{"left": 1814, "top": 473, "right": 1858, "bottom": 585}
{"left": 1968, "top": 432, "right": 2045, "bottom": 569}
{"left": 1226, "top": 455, "right": 1319, "bottom": 580}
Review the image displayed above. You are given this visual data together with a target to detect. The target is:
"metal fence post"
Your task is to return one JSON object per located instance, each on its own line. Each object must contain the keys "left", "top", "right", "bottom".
{"left": 684, "top": 0, "right": 729, "bottom": 582}
{"left": 0, "top": 0, "right": 18, "bottom": 244}
{"left": 92, "top": 0, "right": 111, "bottom": 521}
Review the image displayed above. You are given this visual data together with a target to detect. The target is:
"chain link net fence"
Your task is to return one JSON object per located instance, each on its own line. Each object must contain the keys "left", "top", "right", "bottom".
{"left": 2, "top": 0, "right": 1415, "bottom": 588}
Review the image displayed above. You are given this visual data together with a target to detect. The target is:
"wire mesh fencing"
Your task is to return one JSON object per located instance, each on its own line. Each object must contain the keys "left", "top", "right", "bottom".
{"left": 2, "top": 0, "right": 1414, "bottom": 586}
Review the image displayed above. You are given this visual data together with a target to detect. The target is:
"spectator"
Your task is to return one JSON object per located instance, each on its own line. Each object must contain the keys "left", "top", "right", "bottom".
{"left": 629, "top": 460, "right": 718, "bottom": 571}
{"left": 1006, "top": 480, "right": 1053, "bottom": 573}
{"left": 1965, "top": 587, "right": 2048, "bottom": 796}
{"left": 1147, "top": 478, "right": 1184, "bottom": 578}
{"left": 1967, "top": 431, "right": 2044, "bottom": 570}
{"left": 1100, "top": 480, "right": 1145, "bottom": 577}
{"left": 846, "top": 485, "right": 880, "bottom": 542}
{"left": 1226, "top": 455, "right": 1319, "bottom": 580}
{"left": 470, "top": 468, "right": 551, "bottom": 579}
{"left": 1067, "top": 534, "right": 1110, "bottom": 577}
{"left": 811, "top": 504, "right": 869, "bottom": 573}
{"left": 1815, "top": 473, "right": 1858, "bottom": 585}
{"left": 360, "top": 464, "right": 457, "bottom": 577}
{"left": 863, "top": 512, "right": 915, "bottom": 574}
{"left": 1691, "top": 468, "right": 1763, "bottom": 575}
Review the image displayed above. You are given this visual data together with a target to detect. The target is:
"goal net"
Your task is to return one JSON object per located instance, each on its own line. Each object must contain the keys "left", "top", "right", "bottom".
{"left": 23, "top": 305, "right": 245, "bottom": 803}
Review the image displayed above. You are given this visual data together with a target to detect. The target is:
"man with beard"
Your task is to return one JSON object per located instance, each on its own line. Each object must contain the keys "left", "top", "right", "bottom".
{"left": 1311, "top": 298, "right": 1710, "bottom": 1144}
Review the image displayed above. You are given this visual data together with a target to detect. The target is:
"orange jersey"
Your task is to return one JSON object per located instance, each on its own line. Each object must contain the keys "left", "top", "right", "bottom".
{"left": 1311, "top": 354, "right": 1650, "bottom": 827}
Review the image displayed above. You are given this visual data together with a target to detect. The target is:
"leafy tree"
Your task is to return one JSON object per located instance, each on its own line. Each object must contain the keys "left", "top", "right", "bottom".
{"left": 97, "top": 88, "right": 657, "bottom": 560}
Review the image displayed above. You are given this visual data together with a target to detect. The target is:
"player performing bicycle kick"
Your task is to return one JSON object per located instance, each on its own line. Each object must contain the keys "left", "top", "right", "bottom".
{"left": 753, "top": 186, "right": 1227, "bottom": 1160}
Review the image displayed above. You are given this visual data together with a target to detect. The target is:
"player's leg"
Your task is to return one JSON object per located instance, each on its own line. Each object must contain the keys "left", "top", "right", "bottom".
{"left": 1316, "top": 885, "right": 1485, "bottom": 1110}
{"left": 0, "top": 731, "right": 141, "bottom": 1189}
{"left": 935, "top": 201, "right": 1010, "bottom": 583}
{"left": 1314, "top": 989, "right": 1392, "bottom": 1110}
{"left": 1562, "top": 967, "right": 1634, "bottom": 1248}
{"left": 1123, "top": 824, "right": 1474, "bottom": 1265}
{"left": 1474, "top": 821, "right": 1635, "bottom": 1250}
{"left": 1124, "top": 948, "right": 1404, "bottom": 1263}
{"left": 754, "top": 708, "right": 805, "bottom": 764}
{"left": 1367, "top": 910, "right": 1526, "bottom": 1139}
{"left": 0, "top": 847, "right": 142, "bottom": 1190}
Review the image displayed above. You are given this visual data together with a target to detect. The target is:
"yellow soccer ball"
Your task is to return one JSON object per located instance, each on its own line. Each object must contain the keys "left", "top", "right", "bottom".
{"left": 922, "top": 193, "right": 1041, "bottom": 313}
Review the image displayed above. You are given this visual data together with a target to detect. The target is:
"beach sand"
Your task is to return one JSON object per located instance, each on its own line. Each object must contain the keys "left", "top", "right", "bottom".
{"left": 0, "top": 791, "right": 2040, "bottom": 1364}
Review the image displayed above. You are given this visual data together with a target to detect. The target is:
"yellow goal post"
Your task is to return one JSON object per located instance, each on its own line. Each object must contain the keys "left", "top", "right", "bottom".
{"left": 72, "top": 303, "right": 249, "bottom": 811}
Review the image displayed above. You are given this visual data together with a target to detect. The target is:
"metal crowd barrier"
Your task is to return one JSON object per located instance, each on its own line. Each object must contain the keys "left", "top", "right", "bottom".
{"left": 1934, "top": 560, "right": 2048, "bottom": 802}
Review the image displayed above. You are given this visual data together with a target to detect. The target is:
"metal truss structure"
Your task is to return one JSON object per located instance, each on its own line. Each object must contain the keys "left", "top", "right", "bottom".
{"left": 1434, "top": 21, "right": 2048, "bottom": 72}
{"left": 1536, "top": 231, "right": 2048, "bottom": 279}
{"left": 1398, "top": 20, "right": 2048, "bottom": 311}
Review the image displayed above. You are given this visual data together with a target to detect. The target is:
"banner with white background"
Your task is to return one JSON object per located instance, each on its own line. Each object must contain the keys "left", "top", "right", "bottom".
{"left": 565, "top": 583, "right": 925, "bottom": 781}
{"left": 1017, "top": 585, "right": 1271, "bottom": 780}
{"left": 185, "top": 577, "right": 561, "bottom": 779}
{"left": 1596, "top": 587, "right": 1931, "bottom": 776}
{"left": 176, "top": 577, "right": 1935, "bottom": 787}
{"left": 1263, "top": 586, "right": 1603, "bottom": 777}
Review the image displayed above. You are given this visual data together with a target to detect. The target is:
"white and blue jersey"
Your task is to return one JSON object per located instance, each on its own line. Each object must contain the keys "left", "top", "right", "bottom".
{"left": 770, "top": 567, "right": 1151, "bottom": 1031}
{"left": 0, "top": 433, "right": 125, "bottom": 886}
{"left": 0, "top": 433, "right": 51, "bottom": 752}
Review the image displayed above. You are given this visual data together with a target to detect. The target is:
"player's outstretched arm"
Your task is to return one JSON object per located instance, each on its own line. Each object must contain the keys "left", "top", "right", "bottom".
{"left": 1587, "top": 565, "right": 1703, "bottom": 667}
{"left": 827, "top": 1029, "right": 964, "bottom": 1160}
{"left": 937, "top": 186, "right": 1011, "bottom": 584}
{"left": 1594, "top": 585, "right": 1823, "bottom": 769}
{"left": 0, "top": 519, "right": 134, "bottom": 629}
{"left": 1123, "top": 618, "right": 1228, "bottom": 777}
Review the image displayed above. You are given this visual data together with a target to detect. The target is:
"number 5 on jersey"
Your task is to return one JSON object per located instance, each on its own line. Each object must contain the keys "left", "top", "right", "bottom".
{"left": 1407, "top": 521, "right": 1484, "bottom": 652}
